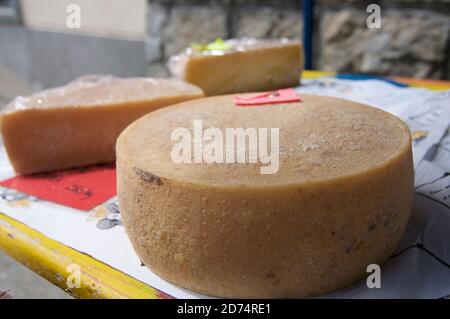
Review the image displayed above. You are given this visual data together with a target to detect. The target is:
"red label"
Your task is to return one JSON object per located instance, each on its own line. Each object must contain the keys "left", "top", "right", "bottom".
{"left": 0, "top": 164, "right": 116, "bottom": 211}
{"left": 233, "top": 88, "right": 301, "bottom": 106}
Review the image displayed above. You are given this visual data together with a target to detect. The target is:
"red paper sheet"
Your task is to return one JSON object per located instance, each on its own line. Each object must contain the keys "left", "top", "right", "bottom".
{"left": 0, "top": 164, "right": 116, "bottom": 211}
{"left": 233, "top": 88, "right": 301, "bottom": 106}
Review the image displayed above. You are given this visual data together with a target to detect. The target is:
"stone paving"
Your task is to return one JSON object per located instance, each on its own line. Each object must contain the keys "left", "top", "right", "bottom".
{"left": 0, "top": 251, "right": 71, "bottom": 299}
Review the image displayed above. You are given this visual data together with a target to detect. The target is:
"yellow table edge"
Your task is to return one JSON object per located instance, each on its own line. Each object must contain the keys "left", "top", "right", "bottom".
{"left": 0, "top": 212, "right": 170, "bottom": 299}
{"left": 302, "top": 70, "right": 450, "bottom": 91}
{"left": 0, "top": 70, "right": 449, "bottom": 299}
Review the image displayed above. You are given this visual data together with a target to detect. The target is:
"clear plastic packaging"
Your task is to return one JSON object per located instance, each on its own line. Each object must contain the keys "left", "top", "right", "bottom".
{"left": 168, "top": 38, "right": 303, "bottom": 96}
{"left": 3, "top": 75, "right": 202, "bottom": 113}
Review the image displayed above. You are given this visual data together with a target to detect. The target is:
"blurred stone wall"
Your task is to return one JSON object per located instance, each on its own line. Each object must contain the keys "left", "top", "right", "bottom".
{"left": 146, "top": 0, "right": 450, "bottom": 80}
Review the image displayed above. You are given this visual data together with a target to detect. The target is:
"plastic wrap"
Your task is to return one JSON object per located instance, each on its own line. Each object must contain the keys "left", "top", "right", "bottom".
{"left": 2, "top": 75, "right": 203, "bottom": 113}
{"left": 168, "top": 38, "right": 303, "bottom": 96}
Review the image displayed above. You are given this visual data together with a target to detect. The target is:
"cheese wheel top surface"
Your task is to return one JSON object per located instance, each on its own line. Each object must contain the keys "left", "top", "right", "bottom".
{"left": 117, "top": 94, "right": 411, "bottom": 186}
{"left": 4, "top": 75, "right": 203, "bottom": 111}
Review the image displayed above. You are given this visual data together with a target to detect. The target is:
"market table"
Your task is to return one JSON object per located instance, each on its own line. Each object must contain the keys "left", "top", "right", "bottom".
{"left": 0, "top": 70, "right": 449, "bottom": 299}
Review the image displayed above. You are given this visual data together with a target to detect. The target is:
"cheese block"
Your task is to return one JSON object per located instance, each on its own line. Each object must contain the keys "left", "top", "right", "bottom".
{"left": 0, "top": 75, "right": 203, "bottom": 174}
{"left": 168, "top": 38, "right": 303, "bottom": 96}
{"left": 116, "top": 94, "right": 413, "bottom": 298}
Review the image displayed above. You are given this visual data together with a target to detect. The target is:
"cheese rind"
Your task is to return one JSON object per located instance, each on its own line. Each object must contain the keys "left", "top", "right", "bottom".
{"left": 1, "top": 76, "right": 203, "bottom": 174}
{"left": 168, "top": 38, "right": 303, "bottom": 96}
{"left": 117, "top": 94, "right": 413, "bottom": 298}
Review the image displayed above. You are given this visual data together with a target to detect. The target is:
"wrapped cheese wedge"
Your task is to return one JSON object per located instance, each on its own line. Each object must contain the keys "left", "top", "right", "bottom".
{"left": 0, "top": 75, "right": 203, "bottom": 174}
{"left": 168, "top": 38, "right": 303, "bottom": 96}
{"left": 117, "top": 93, "right": 413, "bottom": 298}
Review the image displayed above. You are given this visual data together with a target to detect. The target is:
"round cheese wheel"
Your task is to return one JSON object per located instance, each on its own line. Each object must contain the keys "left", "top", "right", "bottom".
{"left": 116, "top": 94, "right": 413, "bottom": 298}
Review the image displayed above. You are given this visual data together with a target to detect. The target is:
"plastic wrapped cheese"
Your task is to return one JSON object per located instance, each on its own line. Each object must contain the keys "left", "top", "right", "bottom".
{"left": 168, "top": 38, "right": 303, "bottom": 96}
{"left": 0, "top": 75, "right": 203, "bottom": 174}
{"left": 117, "top": 93, "right": 414, "bottom": 298}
